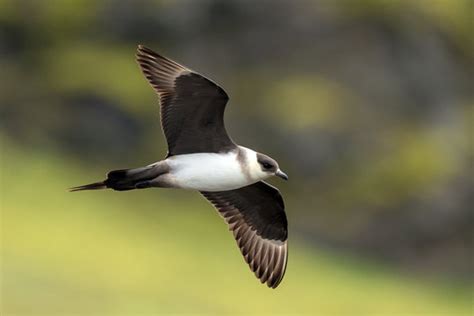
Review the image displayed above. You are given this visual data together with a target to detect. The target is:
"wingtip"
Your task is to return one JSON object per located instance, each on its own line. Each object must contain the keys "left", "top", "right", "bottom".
{"left": 136, "top": 44, "right": 148, "bottom": 57}
{"left": 267, "top": 275, "right": 284, "bottom": 289}
{"left": 136, "top": 44, "right": 158, "bottom": 57}
{"left": 262, "top": 276, "right": 282, "bottom": 289}
{"left": 263, "top": 276, "right": 282, "bottom": 289}
{"left": 136, "top": 44, "right": 152, "bottom": 58}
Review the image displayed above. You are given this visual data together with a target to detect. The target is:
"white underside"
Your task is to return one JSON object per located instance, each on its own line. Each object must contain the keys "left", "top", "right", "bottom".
{"left": 165, "top": 148, "right": 263, "bottom": 191}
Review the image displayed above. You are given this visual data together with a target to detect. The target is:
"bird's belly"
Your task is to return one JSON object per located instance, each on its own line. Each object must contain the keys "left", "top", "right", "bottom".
{"left": 166, "top": 152, "right": 254, "bottom": 191}
{"left": 173, "top": 169, "right": 251, "bottom": 191}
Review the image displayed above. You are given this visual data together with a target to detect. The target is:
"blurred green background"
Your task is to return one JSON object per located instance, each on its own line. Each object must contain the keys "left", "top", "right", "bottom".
{"left": 1, "top": 0, "right": 472, "bottom": 315}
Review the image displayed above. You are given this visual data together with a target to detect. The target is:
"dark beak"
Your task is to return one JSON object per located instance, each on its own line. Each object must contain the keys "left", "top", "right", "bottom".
{"left": 275, "top": 169, "right": 289, "bottom": 181}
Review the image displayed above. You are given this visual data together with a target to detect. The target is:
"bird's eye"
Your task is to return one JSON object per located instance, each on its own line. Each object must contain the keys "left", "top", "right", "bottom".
{"left": 262, "top": 162, "right": 272, "bottom": 169}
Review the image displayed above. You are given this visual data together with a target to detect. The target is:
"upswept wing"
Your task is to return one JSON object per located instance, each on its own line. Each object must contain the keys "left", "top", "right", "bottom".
{"left": 136, "top": 45, "right": 236, "bottom": 156}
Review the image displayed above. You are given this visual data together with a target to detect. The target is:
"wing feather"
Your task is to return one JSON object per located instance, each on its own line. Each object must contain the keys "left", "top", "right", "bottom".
{"left": 201, "top": 181, "right": 288, "bottom": 288}
{"left": 136, "top": 45, "right": 236, "bottom": 156}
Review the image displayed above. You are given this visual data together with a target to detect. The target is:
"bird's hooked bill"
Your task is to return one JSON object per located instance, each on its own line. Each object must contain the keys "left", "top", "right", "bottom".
{"left": 276, "top": 169, "right": 288, "bottom": 180}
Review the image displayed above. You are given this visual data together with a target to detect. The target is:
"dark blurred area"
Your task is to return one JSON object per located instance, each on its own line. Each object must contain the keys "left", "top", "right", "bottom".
{"left": 1, "top": 0, "right": 472, "bottom": 280}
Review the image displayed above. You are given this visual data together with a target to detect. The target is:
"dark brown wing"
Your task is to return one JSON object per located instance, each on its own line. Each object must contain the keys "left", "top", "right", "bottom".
{"left": 201, "top": 181, "right": 288, "bottom": 288}
{"left": 136, "top": 45, "right": 236, "bottom": 156}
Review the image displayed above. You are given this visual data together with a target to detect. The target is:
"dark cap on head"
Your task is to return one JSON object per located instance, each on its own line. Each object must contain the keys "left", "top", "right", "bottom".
{"left": 257, "top": 153, "right": 278, "bottom": 172}
{"left": 257, "top": 153, "right": 288, "bottom": 180}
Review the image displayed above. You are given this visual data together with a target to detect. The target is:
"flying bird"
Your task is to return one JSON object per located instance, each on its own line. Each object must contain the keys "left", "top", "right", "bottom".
{"left": 71, "top": 45, "right": 289, "bottom": 288}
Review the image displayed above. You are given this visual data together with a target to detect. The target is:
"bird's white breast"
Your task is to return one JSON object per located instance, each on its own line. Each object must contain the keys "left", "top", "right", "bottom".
{"left": 165, "top": 148, "right": 258, "bottom": 191}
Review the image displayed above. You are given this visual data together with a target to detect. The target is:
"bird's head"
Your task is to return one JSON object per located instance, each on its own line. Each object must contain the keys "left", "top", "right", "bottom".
{"left": 255, "top": 153, "right": 288, "bottom": 181}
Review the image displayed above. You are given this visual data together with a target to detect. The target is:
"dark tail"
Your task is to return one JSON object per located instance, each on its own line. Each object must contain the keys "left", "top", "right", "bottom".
{"left": 70, "top": 163, "right": 166, "bottom": 192}
{"left": 70, "top": 181, "right": 107, "bottom": 192}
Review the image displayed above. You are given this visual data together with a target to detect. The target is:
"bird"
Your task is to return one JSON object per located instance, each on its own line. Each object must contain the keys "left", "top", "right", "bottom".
{"left": 71, "top": 45, "right": 289, "bottom": 288}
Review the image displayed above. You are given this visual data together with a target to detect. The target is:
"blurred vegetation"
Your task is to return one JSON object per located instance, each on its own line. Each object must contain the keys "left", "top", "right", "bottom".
{"left": 1, "top": 0, "right": 472, "bottom": 314}
{"left": 2, "top": 140, "right": 472, "bottom": 314}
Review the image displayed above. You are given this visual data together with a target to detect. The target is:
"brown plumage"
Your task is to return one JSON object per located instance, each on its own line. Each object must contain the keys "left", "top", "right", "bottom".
{"left": 72, "top": 45, "right": 289, "bottom": 289}
{"left": 136, "top": 45, "right": 236, "bottom": 156}
{"left": 202, "top": 181, "right": 288, "bottom": 288}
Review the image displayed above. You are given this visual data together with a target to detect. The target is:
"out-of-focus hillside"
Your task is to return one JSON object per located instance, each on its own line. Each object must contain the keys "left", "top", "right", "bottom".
{"left": 2, "top": 141, "right": 472, "bottom": 315}
{"left": 1, "top": 1, "right": 472, "bottom": 313}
